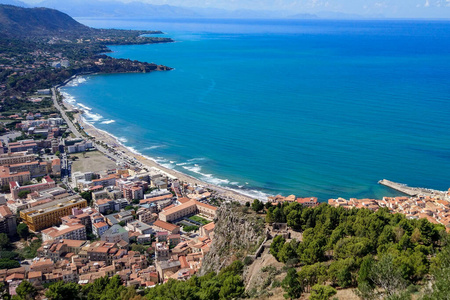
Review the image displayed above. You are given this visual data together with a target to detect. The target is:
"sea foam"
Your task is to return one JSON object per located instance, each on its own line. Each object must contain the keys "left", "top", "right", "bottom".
{"left": 101, "top": 120, "right": 116, "bottom": 124}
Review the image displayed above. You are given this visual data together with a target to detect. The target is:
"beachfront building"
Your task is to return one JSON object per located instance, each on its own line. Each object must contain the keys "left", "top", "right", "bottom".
{"left": 296, "top": 197, "right": 319, "bottom": 208}
{"left": 20, "top": 195, "right": 87, "bottom": 232}
{"left": 66, "top": 141, "right": 93, "bottom": 154}
{"left": 140, "top": 193, "right": 174, "bottom": 207}
{"left": 158, "top": 200, "right": 217, "bottom": 223}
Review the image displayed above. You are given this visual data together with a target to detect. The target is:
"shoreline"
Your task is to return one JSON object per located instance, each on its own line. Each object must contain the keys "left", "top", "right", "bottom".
{"left": 58, "top": 76, "right": 259, "bottom": 203}
{"left": 55, "top": 77, "right": 450, "bottom": 204}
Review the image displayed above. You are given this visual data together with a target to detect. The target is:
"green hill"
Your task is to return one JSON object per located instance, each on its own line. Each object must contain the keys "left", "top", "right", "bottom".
{"left": 0, "top": 4, "right": 92, "bottom": 38}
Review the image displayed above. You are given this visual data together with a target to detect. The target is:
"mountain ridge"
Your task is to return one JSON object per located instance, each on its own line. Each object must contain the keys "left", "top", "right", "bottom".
{"left": 0, "top": 4, "right": 92, "bottom": 38}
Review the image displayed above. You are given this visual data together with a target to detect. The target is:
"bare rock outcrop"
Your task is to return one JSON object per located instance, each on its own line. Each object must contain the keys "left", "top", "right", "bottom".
{"left": 200, "top": 202, "right": 266, "bottom": 276}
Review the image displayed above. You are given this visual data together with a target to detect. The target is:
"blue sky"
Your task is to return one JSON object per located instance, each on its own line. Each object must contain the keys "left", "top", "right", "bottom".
{"left": 21, "top": 0, "right": 450, "bottom": 18}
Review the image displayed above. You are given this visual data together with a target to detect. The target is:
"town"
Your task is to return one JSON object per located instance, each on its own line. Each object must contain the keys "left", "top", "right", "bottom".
{"left": 1, "top": 4, "right": 450, "bottom": 300}
{"left": 0, "top": 114, "right": 220, "bottom": 294}
{"left": 0, "top": 59, "right": 449, "bottom": 299}
{"left": 0, "top": 96, "right": 449, "bottom": 296}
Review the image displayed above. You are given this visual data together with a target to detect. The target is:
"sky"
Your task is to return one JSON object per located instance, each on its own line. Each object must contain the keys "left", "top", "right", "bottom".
{"left": 18, "top": 0, "right": 450, "bottom": 18}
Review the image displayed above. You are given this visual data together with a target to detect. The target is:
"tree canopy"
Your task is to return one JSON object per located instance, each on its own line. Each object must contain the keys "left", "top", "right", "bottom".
{"left": 267, "top": 202, "right": 446, "bottom": 298}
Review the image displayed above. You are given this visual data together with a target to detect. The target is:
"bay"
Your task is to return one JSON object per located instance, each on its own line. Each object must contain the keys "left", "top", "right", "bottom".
{"left": 62, "top": 19, "right": 450, "bottom": 201}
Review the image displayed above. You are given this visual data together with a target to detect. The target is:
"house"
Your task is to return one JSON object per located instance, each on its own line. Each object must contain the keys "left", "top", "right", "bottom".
{"left": 296, "top": 197, "right": 319, "bottom": 207}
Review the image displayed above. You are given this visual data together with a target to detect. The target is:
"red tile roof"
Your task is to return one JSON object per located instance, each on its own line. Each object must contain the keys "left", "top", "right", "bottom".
{"left": 153, "top": 220, "right": 178, "bottom": 232}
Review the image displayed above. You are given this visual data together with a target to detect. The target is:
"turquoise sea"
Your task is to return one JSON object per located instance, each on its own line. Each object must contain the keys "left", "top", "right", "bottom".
{"left": 62, "top": 19, "right": 450, "bottom": 201}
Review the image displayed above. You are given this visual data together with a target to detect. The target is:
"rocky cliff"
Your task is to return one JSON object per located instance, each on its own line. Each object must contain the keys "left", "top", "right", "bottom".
{"left": 200, "top": 202, "right": 266, "bottom": 276}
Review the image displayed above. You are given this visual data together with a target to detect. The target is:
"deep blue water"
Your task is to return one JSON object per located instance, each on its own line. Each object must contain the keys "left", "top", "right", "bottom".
{"left": 62, "top": 19, "right": 450, "bottom": 200}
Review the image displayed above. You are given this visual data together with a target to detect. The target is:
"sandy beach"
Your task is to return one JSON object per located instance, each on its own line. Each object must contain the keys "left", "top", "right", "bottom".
{"left": 60, "top": 85, "right": 256, "bottom": 204}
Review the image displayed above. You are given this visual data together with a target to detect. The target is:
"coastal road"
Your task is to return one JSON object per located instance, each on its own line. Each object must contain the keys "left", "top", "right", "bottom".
{"left": 50, "top": 89, "right": 125, "bottom": 168}
{"left": 51, "top": 87, "right": 82, "bottom": 139}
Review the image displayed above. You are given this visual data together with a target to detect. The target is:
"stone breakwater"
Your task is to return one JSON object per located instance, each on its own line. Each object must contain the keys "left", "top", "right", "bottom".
{"left": 378, "top": 179, "right": 447, "bottom": 198}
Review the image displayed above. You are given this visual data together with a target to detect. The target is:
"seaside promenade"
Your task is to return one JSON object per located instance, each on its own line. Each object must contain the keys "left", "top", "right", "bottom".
{"left": 52, "top": 87, "right": 81, "bottom": 139}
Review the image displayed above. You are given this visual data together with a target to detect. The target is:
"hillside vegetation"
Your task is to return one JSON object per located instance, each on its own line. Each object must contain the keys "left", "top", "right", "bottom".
{"left": 263, "top": 201, "right": 447, "bottom": 299}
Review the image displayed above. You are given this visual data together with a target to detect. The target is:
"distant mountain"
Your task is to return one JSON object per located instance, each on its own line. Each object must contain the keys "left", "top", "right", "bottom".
{"left": 189, "top": 7, "right": 289, "bottom": 19}
{"left": 37, "top": 0, "right": 200, "bottom": 18}
{"left": 31, "top": 0, "right": 294, "bottom": 19}
{"left": 289, "top": 13, "right": 319, "bottom": 19}
{"left": 0, "top": 0, "right": 29, "bottom": 7}
{"left": 315, "top": 11, "right": 385, "bottom": 20}
{"left": 0, "top": 4, "right": 91, "bottom": 38}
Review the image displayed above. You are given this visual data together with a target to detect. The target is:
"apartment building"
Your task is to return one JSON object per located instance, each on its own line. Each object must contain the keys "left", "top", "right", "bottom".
{"left": 93, "top": 222, "right": 109, "bottom": 237}
{"left": 123, "top": 185, "right": 144, "bottom": 201}
{"left": 8, "top": 161, "right": 49, "bottom": 177}
{"left": 92, "top": 186, "right": 122, "bottom": 202}
{"left": 10, "top": 175, "right": 56, "bottom": 200}
{"left": 0, "top": 151, "right": 36, "bottom": 166}
{"left": 136, "top": 207, "right": 158, "bottom": 224}
{"left": 8, "top": 140, "right": 38, "bottom": 153}
{"left": 92, "top": 174, "right": 118, "bottom": 188}
{"left": 42, "top": 224, "right": 87, "bottom": 241}
{"left": 20, "top": 195, "right": 87, "bottom": 232}
{"left": 126, "top": 220, "right": 153, "bottom": 235}
{"left": 0, "top": 166, "right": 30, "bottom": 186}
{"left": 0, "top": 205, "right": 17, "bottom": 236}
{"left": 66, "top": 141, "right": 93, "bottom": 154}
{"left": 101, "top": 225, "right": 129, "bottom": 243}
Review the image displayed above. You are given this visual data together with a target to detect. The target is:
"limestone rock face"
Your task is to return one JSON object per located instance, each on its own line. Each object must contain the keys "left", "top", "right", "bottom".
{"left": 200, "top": 203, "right": 266, "bottom": 275}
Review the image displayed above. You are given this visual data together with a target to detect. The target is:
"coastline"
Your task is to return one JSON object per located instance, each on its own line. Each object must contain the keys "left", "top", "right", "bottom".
{"left": 58, "top": 76, "right": 258, "bottom": 203}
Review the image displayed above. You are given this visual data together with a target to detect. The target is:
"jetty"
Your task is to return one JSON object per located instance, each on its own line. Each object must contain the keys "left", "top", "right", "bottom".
{"left": 378, "top": 179, "right": 446, "bottom": 198}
